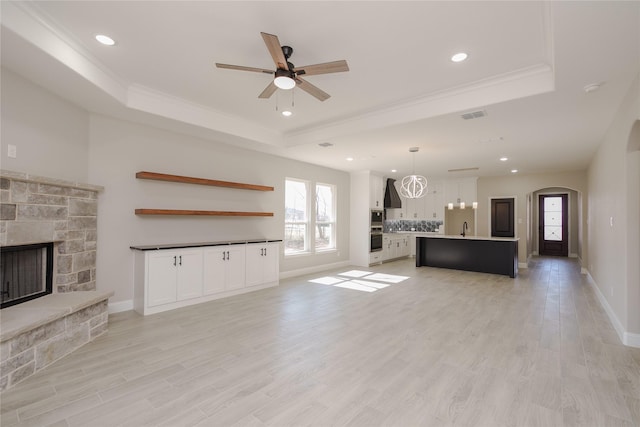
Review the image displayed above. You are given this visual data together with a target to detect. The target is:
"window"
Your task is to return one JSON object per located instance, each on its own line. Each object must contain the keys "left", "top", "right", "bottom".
{"left": 315, "top": 183, "right": 336, "bottom": 251}
{"left": 285, "top": 179, "right": 309, "bottom": 254}
{"left": 285, "top": 179, "right": 338, "bottom": 256}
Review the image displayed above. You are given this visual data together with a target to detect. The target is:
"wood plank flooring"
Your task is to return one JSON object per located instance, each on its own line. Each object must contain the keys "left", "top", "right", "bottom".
{"left": 2, "top": 257, "right": 639, "bottom": 426}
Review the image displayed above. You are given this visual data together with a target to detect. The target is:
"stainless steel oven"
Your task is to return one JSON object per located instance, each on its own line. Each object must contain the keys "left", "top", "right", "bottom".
{"left": 370, "top": 229, "right": 383, "bottom": 252}
{"left": 370, "top": 209, "right": 383, "bottom": 227}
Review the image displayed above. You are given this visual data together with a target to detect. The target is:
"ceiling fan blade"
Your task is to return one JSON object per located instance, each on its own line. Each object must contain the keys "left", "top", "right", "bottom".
{"left": 294, "top": 60, "right": 349, "bottom": 76}
{"left": 261, "top": 32, "right": 289, "bottom": 70}
{"left": 215, "top": 63, "right": 273, "bottom": 74}
{"left": 258, "top": 81, "right": 278, "bottom": 99}
{"left": 295, "top": 77, "right": 330, "bottom": 102}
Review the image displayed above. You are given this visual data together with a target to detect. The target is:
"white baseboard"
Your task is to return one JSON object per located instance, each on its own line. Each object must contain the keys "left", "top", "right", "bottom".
{"left": 109, "top": 299, "right": 134, "bottom": 314}
{"left": 586, "top": 271, "right": 640, "bottom": 348}
{"left": 518, "top": 262, "right": 528, "bottom": 269}
{"left": 569, "top": 253, "right": 578, "bottom": 258}
{"left": 280, "top": 260, "right": 351, "bottom": 280}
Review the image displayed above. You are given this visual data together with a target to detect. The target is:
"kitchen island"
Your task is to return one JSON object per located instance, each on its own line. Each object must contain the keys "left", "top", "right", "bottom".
{"left": 416, "top": 235, "right": 518, "bottom": 278}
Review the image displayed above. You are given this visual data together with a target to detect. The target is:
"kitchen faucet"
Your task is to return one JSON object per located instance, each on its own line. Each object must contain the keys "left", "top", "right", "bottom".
{"left": 461, "top": 221, "right": 468, "bottom": 237}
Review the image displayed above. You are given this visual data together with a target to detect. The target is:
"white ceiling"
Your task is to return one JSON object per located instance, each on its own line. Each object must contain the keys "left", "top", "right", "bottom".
{"left": 2, "top": 1, "right": 639, "bottom": 179}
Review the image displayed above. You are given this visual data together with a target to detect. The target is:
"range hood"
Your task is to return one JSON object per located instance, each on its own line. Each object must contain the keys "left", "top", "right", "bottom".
{"left": 384, "top": 178, "right": 402, "bottom": 209}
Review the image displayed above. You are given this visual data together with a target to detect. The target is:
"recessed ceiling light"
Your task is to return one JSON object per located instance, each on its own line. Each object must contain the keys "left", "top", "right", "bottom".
{"left": 500, "top": 157, "right": 508, "bottom": 162}
{"left": 391, "top": 169, "right": 397, "bottom": 173}
{"left": 346, "top": 157, "right": 354, "bottom": 162}
{"left": 95, "top": 34, "right": 116, "bottom": 46}
{"left": 511, "top": 169, "right": 518, "bottom": 173}
{"left": 451, "top": 52, "right": 468, "bottom": 63}
{"left": 281, "top": 110, "right": 292, "bottom": 117}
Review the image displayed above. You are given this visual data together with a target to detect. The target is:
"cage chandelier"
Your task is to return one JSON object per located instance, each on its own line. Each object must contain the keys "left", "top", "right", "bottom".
{"left": 399, "top": 147, "right": 428, "bottom": 199}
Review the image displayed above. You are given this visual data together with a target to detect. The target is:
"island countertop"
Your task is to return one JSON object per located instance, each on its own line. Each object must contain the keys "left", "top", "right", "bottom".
{"left": 419, "top": 234, "right": 519, "bottom": 242}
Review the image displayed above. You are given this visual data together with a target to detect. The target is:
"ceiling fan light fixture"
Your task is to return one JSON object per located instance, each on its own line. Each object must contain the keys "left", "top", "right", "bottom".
{"left": 274, "top": 69, "right": 296, "bottom": 90}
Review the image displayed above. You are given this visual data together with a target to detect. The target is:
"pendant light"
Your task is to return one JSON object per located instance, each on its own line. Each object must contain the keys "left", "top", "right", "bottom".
{"left": 399, "top": 147, "right": 428, "bottom": 199}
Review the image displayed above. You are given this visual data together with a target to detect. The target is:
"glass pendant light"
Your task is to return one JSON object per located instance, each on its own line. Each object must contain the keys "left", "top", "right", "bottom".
{"left": 399, "top": 147, "right": 428, "bottom": 199}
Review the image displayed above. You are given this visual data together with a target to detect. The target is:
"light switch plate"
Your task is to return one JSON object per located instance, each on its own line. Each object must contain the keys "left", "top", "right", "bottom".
{"left": 7, "top": 144, "right": 16, "bottom": 158}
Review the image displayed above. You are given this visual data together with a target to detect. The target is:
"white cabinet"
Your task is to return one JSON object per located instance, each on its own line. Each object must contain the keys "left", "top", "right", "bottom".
{"left": 370, "top": 174, "right": 384, "bottom": 209}
{"left": 245, "top": 242, "right": 279, "bottom": 287}
{"left": 134, "top": 241, "right": 279, "bottom": 315}
{"left": 382, "top": 234, "right": 410, "bottom": 261}
{"left": 146, "top": 248, "right": 203, "bottom": 307}
{"left": 203, "top": 245, "right": 246, "bottom": 295}
{"left": 424, "top": 181, "right": 444, "bottom": 220}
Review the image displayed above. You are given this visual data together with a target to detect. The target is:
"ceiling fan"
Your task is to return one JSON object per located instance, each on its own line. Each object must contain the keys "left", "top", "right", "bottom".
{"left": 215, "top": 32, "right": 349, "bottom": 102}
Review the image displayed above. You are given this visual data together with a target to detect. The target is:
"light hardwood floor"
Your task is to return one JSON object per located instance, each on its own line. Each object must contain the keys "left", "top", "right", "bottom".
{"left": 2, "top": 257, "right": 639, "bottom": 426}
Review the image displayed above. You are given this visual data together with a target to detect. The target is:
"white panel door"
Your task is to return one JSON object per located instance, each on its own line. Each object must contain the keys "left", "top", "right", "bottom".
{"left": 147, "top": 251, "right": 178, "bottom": 307}
{"left": 203, "top": 247, "right": 227, "bottom": 295}
{"left": 245, "top": 244, "right": 265, "bottom": 287}
{"left": 176, "top": 249, "right": 203, "bottom": 301}
{"left": 225, "top": 245, "right": 246, "bottom": 290}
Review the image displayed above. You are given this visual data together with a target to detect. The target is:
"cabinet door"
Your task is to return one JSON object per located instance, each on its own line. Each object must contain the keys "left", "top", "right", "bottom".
{"left": 245, "top": 245, "right": 265, "bottom": 287}
{"left": 261, "top": 243, "right": 279, "bottom": 284}
{"left": 226, "top": 245, "right": 246, "bottom": 290}
{"left": 370, "top": 175, "right": 384, "bottom": 209}
{"left": 203, "top": 247, "right": 227, "bottom": 295}
{"left": 176, "top": 249, "right": 203, "bottom": 301}
{"left": 147, "top": 251, "right": 178, "bottom": 307}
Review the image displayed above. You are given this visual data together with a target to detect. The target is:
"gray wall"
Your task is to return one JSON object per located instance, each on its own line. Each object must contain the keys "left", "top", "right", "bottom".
{"left": 588, "top": 73, "right": 640, "bottom": 337}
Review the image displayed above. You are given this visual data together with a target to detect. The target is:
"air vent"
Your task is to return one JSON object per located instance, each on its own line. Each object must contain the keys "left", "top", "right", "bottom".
{"left": 318, "top": 142, "right": 333, "bottom": 147}
{"left": 461, "top": 110, "right": 487, "bottom": 120}
{"left": 448, "top": 167, "right": 479, "bottom": 173}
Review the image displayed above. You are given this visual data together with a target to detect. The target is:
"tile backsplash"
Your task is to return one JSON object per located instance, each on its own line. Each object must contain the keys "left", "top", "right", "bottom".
{"left": 384, "top": 219, "right": 443, "bottom": 233}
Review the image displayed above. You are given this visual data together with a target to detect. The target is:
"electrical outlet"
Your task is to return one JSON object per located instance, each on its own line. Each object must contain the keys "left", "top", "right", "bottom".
{"left": 7, "top": 144, "right": 16, "bottom": 158}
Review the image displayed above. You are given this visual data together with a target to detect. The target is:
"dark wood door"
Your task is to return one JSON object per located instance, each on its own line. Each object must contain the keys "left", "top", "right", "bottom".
{"left": 539, "top": 194, "right": 568, "bottom": 256}
{"left": 491, "top": 198, "right": 515, "bottom": 238}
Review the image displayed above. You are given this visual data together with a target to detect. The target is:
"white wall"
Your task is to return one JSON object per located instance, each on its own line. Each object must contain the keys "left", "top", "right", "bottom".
{"left": 1, "top": 71, "right": 351, "bottom": 306}
{"left": 587, "top": 73, "right": 640, "bottom": 340}
{"left": 0, "top": 68, "right": 89, "bottom": 182}
{"left": 88, "top": 115, "right": 350, "bottom": 304}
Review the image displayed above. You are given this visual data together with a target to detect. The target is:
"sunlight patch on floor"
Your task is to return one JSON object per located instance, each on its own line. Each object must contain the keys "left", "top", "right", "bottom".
{"left": 308, "top": 270, "right": 409, "bottom": 292}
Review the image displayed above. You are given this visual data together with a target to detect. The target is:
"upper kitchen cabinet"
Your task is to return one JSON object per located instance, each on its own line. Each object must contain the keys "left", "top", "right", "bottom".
{"left": 424, "top": 181, "right": 444, "bottom": 220}
{"left": 370, "top": 174, "right": 384, "bottom": 209}
{"left": 444, "top": 178, "right": 477, "bottom": 209}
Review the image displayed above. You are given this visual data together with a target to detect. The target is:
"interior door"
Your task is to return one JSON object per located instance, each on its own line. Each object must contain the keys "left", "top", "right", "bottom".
{"left": 539, "top": 194, "right": 568, "bottom": 256}
{"left": 491, "top": 198, "right": 515, "bottom": 237}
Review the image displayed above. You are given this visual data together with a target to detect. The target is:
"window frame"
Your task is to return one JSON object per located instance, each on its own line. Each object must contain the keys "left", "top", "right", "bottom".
{"left": 315, "top": 182, "right": 337, "bottom": 252}
{"left": 284, "top": 178, "right": 311, "bottom": 256}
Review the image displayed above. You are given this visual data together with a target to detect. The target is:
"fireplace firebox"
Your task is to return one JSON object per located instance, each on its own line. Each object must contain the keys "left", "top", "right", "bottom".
{"left": 0, "top": 243, "right": 54, "bottom": 309}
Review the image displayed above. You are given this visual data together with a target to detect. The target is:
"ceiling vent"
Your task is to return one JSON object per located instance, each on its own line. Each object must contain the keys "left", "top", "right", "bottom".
{"left": 318, "top": 142, "right": 333, "bottom": 147}
{"left": 461, "top": 110, "right": 487, "bottom": 120}
{"left": 448, "top": 167, "right": 479, "bottom": 173}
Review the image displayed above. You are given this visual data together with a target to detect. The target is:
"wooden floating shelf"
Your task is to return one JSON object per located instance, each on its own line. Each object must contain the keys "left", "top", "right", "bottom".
{"left": 136, "top": 171, "right": 274, "bottom": 192}
{"left": 135, "top": 209, "right": 273, "bottom": 217}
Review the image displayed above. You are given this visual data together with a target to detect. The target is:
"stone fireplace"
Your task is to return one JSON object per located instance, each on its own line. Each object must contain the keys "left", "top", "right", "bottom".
{"left": 0, "top": 170, "right": 113, "bottom": 392}
{"left": 0, "top": 170, "right": 101, "bottom": 293}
